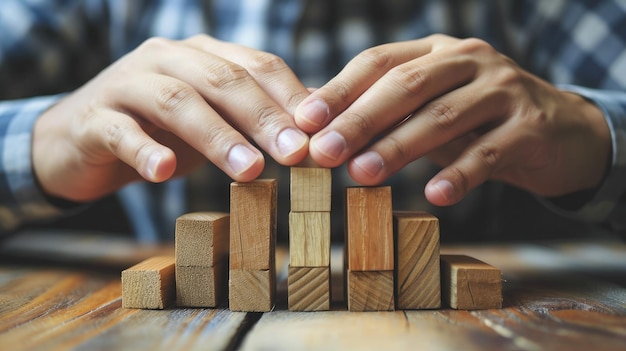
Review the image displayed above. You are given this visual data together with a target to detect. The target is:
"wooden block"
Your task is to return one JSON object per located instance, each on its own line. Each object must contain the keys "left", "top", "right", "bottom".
{"left": 175, "top": 212, "right": 229, "bottom": 267}
{"left": 290, "top": 167, "right": 331, "bottom": 212}
{"left": 121, "top": 256, "right": 175, "bottom": 309}
{"left": 347, "top": 270, "right": 395, "bottom": 312}
{"left": 176, "top": 263, "right": 227, "bottom": 307}
{"left": 230, "top": 179, "right": 277, "bottom": 270}
{"left": 345, "top": 186, "right": 393, "bottom": 271}
{"left": 394, "top": 211, "right": 441, "bottom": 309}
{"left": 440, "top": 255, "right": 502, "bottom": 310}
{"left": 288, "top": 211, "right": 330, "bottom": 267}
{"left": 229, "top": 269, "right": 275, "bottom": 312}
{"left": 287, "top": 266, "right": 330, "bottom": 311}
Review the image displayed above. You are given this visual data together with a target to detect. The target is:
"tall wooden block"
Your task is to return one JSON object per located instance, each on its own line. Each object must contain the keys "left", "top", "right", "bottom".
{"left": 288, "top": 211, "right": 330, "bottom": 267}
{"left": 290, "top": 167, "right": 331, "bottom": 212}
{"left": 440, "top": 255, "right": 502, "bottom": 310}
{"left": 176, "top": 264, "right": 227, "bottom": 307}
{"left": 347, "top": 270, "right": 395, "bottom": 312}
{"left": 175, "top": 212, "right": 229, "bottom": 267}
{"left": 345, "top": 186, "right": 394, "bottom": 271}
{"left": 288, "top": 266, "right": 330, "bottom": 311}
{"left": 121, "top": 256, "right": 175, "bottom": 309}
{"left": 230, "top": 179, "right": 277, "bottom": 270}
{"left": 229, "top": 269, "right": 275, "bottom": 312}
{"left": 394, "top": 211, "right": 441, "bottom": 309}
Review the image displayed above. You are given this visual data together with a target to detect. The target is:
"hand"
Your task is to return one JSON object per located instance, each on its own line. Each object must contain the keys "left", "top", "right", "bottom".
{"left": 295, "top": 34, "right": 611, "bottom": 206}
{"left": 33, "top": 35, "right": 310, "bottom": 202}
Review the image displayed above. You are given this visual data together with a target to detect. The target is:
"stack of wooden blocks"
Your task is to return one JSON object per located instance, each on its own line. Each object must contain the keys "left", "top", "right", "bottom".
{"left": 121, "top": 168, "right": 503, "bottom": 312}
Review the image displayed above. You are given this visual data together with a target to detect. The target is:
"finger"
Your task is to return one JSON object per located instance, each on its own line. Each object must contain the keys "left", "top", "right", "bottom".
{"left": 424, "top": 122, "right": 521, "bottom": 206}
{"left": 108, "top": 73, "right": 265, "bottom": 181}
{"left": 347, "top": 83, "right": 504, "bottom": 184}
{"left": 308, "top": 41, "right": 479, "bottom": 167}
{"left": 186, "top": 36, "right": 311, "bottom": 115}
{"left": 145, "top": 37, "right": 309, "bottom": 164}
{"left": 294, "top": 35, "right": 457, "bottom": 133}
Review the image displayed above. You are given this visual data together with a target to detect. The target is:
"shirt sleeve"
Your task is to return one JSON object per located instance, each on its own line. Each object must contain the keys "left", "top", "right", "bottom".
{"left": 0, "top": 95, "right": 70, "bottom": 234}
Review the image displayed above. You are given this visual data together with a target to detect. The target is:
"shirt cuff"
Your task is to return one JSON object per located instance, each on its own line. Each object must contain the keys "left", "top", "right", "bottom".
{"left": 539, "top": 85, "right": 626, "bottom": 226}
{"left": 0, "top": 94, "right": 70, "bottom": 232}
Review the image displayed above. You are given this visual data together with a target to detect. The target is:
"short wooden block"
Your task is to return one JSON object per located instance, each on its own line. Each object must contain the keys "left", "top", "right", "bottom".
{"left": 347, "top": 270, "right": 395, "bottom": 312}
{"left": 289, "top": 211, "right": 330, "bottom": 267}
{"left": 121, "top": 256, "right": 175, "bottom": 309}
{"left": 394, "top": 211, "right": 441, "bottom": 309}
{"left": 230, "top": 179, "right": 277, "bottom": 270}
{"left": 345, "top": 186, "right": 394, "bottom": 271}
{"left": 229, "top": 269, "right": 275, "bottom": 312}
{"left": 290, "top": 167, "right": 331, "bottom": 212}
{"left": 175, "top": 212, "right": 229, "bottom": 267}
{"left": 176, "top": 263, "right": 227, "bottom": 307}
{"left": 440, "top": 255, "right": 502, "bottom": 310}
{"left": 287, "top": 266, "right": 330, "bottom": 311}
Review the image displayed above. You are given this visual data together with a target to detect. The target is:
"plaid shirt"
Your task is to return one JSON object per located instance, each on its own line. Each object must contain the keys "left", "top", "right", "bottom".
{"left": 1, "top": 0, "right": 625, "bottom": 241}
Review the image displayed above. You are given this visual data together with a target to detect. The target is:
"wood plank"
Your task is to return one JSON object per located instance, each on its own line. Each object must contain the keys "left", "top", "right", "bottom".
{"left": 121, "top": 256, "right": 175, "bottom": 309}
{"left": 229, "top": 269, "right": 275, "bottom": 312}
{"left": 287, "top": 266, "right": 330, "bottom": 311}
{"left": 288, "top": 211, "right": 331, "bottom": 267}
{"left": 394, "top": 211, "right": 441, "bottom": 309}
{"left": 175, "top": 212, "right": 229, "bottom": 267}
{"left": 176, "top": 263, "right": 227, "bottom": 307}
{"left": 230, "top": 179, "right": 277, "bottom": 270}
{"left": 345, "top": 186, "right": 394, "bottom": 271}
{"left": 290, "top": 167, "right": 331, "bottom": 212}
{"left": 346, "top": 270, "right": 395, "bottom": 312}
{"left": 440, "top": 254, "right": 502, "bottom": 310}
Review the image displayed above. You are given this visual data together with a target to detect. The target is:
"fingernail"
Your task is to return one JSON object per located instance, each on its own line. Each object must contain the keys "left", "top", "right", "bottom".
{"left": 313, "top": 131, "right": 346, "bottom": 160}
{"left": 146, "top": 152, "right": 162, "bottom": 180}
{"left": 277, "top": 128, "right": 308, "bottom": 158}
{"left": 353, "top": 151, "right": 384, "bottom": 177}
{"left": 228, "top": 144, "right": 258, "bottom": 175}
{"left": 297, "top": 99, "right": 329, "bottom": 127}
{"left": 432, "top": 179, "right": 455, "bottom": 201}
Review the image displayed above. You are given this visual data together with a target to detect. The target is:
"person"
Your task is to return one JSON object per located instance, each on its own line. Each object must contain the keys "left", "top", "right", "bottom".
{"left": 0, "top": 0, "right": 624, "bottom": 243}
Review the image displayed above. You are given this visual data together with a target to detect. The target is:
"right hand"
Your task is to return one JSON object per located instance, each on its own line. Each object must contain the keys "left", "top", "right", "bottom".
{"left": 33, "top": 35, "right": 311, "bottom": 202}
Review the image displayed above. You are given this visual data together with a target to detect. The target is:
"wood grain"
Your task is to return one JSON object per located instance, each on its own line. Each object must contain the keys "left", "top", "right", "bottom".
{"left": 394, "top": 211, "right": 441, "bottom": 309}
{"left": 175, "top": 212, "right": 229, "bottom": 267}
{"left": 440, "top": 254, "right": 502, "bottom": 310}
{"left": 287, "top": 266, "right": 330, "bottom": 311}
{"left": 229, "top": 269, "right": 275, "bottom": 312}
{"left": 346, "top": 270, "right": 395, "bottom": 312}
{"left": 290, "top": 167, "right": 331, "bottom": 212}
{"left": 345, "top": 186, "right": 393, "bottom": 271}
{"left": 288, "top": 211, "right": 331, "bottom": 267}
{"left": 230, "top": 179, "right": 277, "bottom": 270}
{"left": 176, "top": 263, "right": 227, "bottom": 307}
{"left": 121, "top": 256, "right": 175, "bottom": 309}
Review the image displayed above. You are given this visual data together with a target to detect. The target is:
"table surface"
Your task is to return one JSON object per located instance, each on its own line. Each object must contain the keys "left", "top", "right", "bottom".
{"left": 0, "top": 230, "right": 625, "bottom": 351}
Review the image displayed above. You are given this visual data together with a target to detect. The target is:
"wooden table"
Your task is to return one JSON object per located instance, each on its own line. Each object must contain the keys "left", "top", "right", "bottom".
{"left": 1, "top": 231, "right": 625, "bottom": 351}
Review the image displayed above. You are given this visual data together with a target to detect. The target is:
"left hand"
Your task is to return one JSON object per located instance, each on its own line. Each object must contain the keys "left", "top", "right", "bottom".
{"left": 294, "top": 34, "right": 611, "bottom": 206}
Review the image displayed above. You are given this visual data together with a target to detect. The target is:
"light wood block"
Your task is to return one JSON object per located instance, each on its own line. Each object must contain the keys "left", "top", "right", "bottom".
{"left": 287, "top": 266, "right": 330, "bottom": 311}
{"left": 346, "top": 270, "right": 395, "bottom": 312}
{"left": 230, "top": 179, "right": 277, "bottom": 270}
{"left": 121, "top": 256, "right": 175, "bottom": 309}
{"left": 176, "top": 263, "right": 227, "bottom": 307}
{"left": 288, "top": 211, "right": 330, "bottom": 267}
{"left": 175, "top": 212, "right": 229, "bottom": 267}
{"left": 229, "top": 269, "right": 275, "bottom": 312}
{"left": 290, "top": 167, "right": 331, "bottom": 212}
{"left": 440, "top": 254, "right": 502, "bottom": 310}
{"left": 394, "top": 211, "right": 441, "bottom": 309}
{"left": 345, "top": 186, "right": 393, "bottom": 271}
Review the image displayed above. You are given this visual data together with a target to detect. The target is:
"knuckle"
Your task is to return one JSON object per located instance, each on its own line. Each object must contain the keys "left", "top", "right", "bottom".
{"left": 356, "top": 47, "right": 395, "bottom": 71}
{"left": 139, "top": 37, "right": 174, "bottom": 52}
{"left": 204, "top": 61, "right": 250, "bottom": 90}
{"left": 324, "top": 79, "right": 352, "bottom": 104}
{"left": 253, "top": 104, "right": 284, "bottom": 131}
{"left": 427, "top": 102, "right": 458, "bottom": 130}
{"left": 457, "top": 37, "right": 494, "bottom": 55}
{"left": 471, "top": 143, "right": 500, "bottom": 169}
{"left": 283, "top": 90, "right": 310, "bottom": 111}
{"left": 385, "top": 135, "right": 412, "bottom": 161}
{"left": 154, "top": 83, "right": 193, "bottom": 114}
{"left": 450, "top": 166, "right": 471, "bottom": 195}
{"left": 246, "top": 52, "right": 288, "bottom": 75}
{"left": 104, "top": 123, "right": 125, "bottom": 152}
{"left": 201, "top": 124, "right": 232, "bottom": 149}
{"left": 388, "top": 64, "right": 428, "bottom": 96}
{"left": 343, "top": 110, "right": 373, "bottom": 136}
